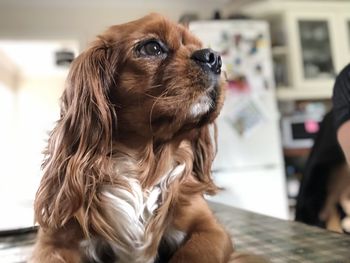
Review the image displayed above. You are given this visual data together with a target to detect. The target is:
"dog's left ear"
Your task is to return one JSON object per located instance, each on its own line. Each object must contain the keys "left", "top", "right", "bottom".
{"left": 192, "top": 125, "right": 219, "bottom": 194}
{"left": 34, "top": 41, "right": 118, "bottom": 231}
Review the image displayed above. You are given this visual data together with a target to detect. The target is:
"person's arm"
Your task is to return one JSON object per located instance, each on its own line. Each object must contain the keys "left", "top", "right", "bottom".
{"left": 338, "top": 120, "right": 350, "bottom": 164}
{"left": 333, "top": 64, "right": 350, "bottom": 164}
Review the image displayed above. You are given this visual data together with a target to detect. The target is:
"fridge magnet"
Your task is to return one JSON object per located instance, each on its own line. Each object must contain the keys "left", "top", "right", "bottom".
{"left": 225, "top": 96, "right": 267, "bottom": 137}
{"left": 226, "top": 75, "right": 250, "bottom": 93}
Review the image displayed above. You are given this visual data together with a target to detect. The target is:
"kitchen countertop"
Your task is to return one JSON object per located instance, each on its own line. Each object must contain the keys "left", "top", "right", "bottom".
{"left": 210, "top": 202, "right": 350, "bottom": 263}
{"left": 1, "top": 202, "right": 350, "bottom": 262}
{"left": 0, "top": 227, "right": 36, "bottom": 263}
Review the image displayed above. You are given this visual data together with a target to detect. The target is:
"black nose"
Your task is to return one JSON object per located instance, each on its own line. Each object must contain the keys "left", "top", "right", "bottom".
{"left": 191, "top": 48, "right": 222, "bottom": 74}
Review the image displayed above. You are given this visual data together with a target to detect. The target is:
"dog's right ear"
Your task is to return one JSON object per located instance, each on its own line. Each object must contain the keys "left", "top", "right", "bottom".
{"left": 34, "top": 40, "right": 118, "bottom": 231}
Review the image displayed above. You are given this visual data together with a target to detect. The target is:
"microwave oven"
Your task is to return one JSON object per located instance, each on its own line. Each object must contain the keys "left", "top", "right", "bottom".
{"left": 281, "top": 114, "right": 322, "bottom": 149}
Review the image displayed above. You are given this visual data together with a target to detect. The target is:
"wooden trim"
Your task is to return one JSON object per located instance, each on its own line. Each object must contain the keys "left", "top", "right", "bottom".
{"left": 283, "top": 147, "right": 311, "bottom": 157}
{"left": 0, "top": 49, "right": 18, "bottom": 89}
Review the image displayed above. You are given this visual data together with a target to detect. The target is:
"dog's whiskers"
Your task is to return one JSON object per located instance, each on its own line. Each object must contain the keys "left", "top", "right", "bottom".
{"left": 149, "top": 89, "right": 173, "bottom": 135}
{"left": 222, "top": 70, "right": 229, "bottom": 82}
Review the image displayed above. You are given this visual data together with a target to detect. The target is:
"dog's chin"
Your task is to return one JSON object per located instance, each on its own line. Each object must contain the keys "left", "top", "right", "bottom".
{"left": 150, "top": 92, "right": 220, "bottom": 142}
{"left": 189, "top": 96, "right": 213, "bottom": 119}
{"left": 189, "top": 89, "right": 218, "bottom": 119}
{"left": 174, "top": 88, "right": 222, "bottom": 139}
{"left": 189, "top": 80, "right": 221, "bottom": 121}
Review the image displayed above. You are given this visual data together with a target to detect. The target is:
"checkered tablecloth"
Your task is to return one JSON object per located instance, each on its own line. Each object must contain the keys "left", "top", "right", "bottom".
{"left": 210, "top": 202, "right": 350, "bottom": 263}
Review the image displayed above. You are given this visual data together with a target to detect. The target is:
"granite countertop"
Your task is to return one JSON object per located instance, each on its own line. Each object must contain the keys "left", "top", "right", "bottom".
{"left": 0, "top": 227, "right": 36, "bottom": 263}
{"left": 1, "top": 202, "right": 350, "bottom": 262}
{"left": 210, "top": 202, "right": 350, "bottom": 263}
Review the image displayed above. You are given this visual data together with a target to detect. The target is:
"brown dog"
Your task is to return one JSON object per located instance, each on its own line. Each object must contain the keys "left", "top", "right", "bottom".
{"left": 31, "top": 13, "right": 234, "bottom": 263}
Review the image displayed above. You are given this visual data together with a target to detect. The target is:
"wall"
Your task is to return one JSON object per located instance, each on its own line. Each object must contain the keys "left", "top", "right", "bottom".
{"left": 0, "top": 74, "right": 66, "bottom": 199}
{"left": 15, "top": 74, "right": 66, "bottom": 187}
{"left": 0, "top": 72, "right": 67, "bottom": 229}
{"left": 0, "top": 53, "right": 17, "bottom": 204}
{"left": 0, "top": 82, "right": 16, "bottom": 193}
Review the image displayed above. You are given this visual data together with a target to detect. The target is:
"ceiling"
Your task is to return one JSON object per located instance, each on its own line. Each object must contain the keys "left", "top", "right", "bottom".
{"left": 0, "top": 0, "right": 233, "bottom": 8}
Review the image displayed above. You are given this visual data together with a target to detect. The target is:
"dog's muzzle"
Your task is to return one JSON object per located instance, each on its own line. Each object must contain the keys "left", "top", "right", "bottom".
{"left": 191, "top": 48, "right": 222, "bottom": 75}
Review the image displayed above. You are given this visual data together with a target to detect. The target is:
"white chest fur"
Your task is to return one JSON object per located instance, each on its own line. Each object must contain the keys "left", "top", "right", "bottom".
{"left": 82, "top": 163, "right": 186, "bottom": 263}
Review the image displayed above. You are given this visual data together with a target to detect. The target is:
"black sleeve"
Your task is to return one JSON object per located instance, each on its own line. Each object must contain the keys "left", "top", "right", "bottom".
{"left": 295, "top": 110, "right": 345, "bottom": 226}
{"left": 332, "top": 63, "right": 350, "bottom": 130}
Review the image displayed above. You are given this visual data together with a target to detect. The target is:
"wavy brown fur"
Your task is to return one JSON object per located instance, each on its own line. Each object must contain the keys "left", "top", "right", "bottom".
{"left": 31, "top": 13, "right": 234, "bottom": 263}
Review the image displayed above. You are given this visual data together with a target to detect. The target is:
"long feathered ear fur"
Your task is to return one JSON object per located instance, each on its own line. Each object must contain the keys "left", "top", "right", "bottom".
{"left": 34, "top": 41, "right": 117, "bottom": 231}
{"left": 192, "top": 124, "right": 219, "bottom": 195}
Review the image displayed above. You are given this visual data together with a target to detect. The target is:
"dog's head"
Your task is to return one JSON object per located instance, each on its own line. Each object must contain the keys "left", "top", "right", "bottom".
{"left": 35, "top": 14, "right": 223, "bottom": 230}
{"left": 63, "top": 13, "right": 224, "bottom": 142}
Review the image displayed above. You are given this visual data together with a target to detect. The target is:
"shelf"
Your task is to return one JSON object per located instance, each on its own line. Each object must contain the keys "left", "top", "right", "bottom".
{"left": 283, "top": 147, "right": 311, "bottom": 158}
{"left": 276, "top": 86, "right": 332, "bottom": 100}
{"left": 272, "top": 46, "right": 288, "bottom": 56}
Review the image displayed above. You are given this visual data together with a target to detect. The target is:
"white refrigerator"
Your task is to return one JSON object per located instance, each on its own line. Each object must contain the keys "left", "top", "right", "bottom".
{"left": 190, "top": 20, "right": 289, "bottom": 219}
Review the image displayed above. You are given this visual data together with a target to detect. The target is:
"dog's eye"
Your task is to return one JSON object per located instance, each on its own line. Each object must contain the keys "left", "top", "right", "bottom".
{"left": 139, "top": 41, "right": 165, "bottom": 57}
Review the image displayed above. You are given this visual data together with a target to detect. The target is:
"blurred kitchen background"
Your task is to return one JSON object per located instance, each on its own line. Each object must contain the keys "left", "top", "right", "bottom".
{"left": 1, "top": 0, "right": 350, "bottom": 240}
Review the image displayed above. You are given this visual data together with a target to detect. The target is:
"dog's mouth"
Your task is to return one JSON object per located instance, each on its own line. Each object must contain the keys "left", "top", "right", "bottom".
{"left": 148, "top": 76, "right": 222, "bottom": 141}
{"left": 150, "top": 82, "right": 220, "bottom": 128}
{"left": 189, "top": 77, "right": 220, "bottom": 119}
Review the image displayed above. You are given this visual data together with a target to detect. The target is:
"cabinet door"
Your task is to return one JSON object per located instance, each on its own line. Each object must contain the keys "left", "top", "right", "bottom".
{"left": 287, "top": 12, "right": 338, "bottom": 95}
{"left": 348, "top": 20, "right": 350, "bottom": 54}
{"left": 298, "top": 20, "right": 335, "bottom": 79}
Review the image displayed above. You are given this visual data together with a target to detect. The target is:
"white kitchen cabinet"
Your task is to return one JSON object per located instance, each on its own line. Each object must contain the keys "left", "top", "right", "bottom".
{"left": 228, "top": 0, "right": 350, "bottom": 100}
{"left": 287, "top": 12, "right": 338, "bottom": 94}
